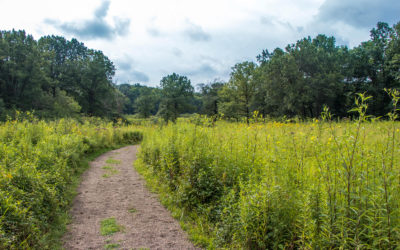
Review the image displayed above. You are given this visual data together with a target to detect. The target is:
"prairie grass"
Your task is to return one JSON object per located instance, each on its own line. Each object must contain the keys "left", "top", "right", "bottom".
{"left": 137, "top": 94, "right": 400, "bottom": 249}
{"left": 0, "top": 114, "right": 142, "bottom": 248}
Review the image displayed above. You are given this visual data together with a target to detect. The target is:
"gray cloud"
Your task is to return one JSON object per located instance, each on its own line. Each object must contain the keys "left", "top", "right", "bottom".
{"left": 115, "top": 57, "right": 149, "bottom": 83}
{"left": 172, "top": 48, "right": 183, "bottom": 57}
{"left": 114, "top": 18, "right": 130, "bottom": 36}
{"left": 260, "top": 16, "right": 274, "bottom": 26}
{"left": 115, "top": 68, "right": 150, "bottom": 83}
{"left": 296, "top": 26, "right": 305, "bottom": 33}
{"left": 147, "top": 27, "right": 161, "bottom": 37}
{"left": 117, "top": 60, "right": 132, "bottom": 71}
{"left": 186, "top": 63, "right": 217, "bottom": 77}
{"left": 184, "top": 20, "right": 211, "bottom": 42}
{"left": 130, "top": 70, "right": 150, "bottom": 82}
{"left": 316, "top": 0, "right": 400, "bottom": 28}
{"left": 45, "top": 0, "right": 130, "bottom": 40}
{"left": 94, "top": 0, "right": 110, "bottom": 19}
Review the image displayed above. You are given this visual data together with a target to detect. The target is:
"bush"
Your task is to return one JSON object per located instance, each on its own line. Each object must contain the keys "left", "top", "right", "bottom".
{"left": 137, "top": 115, "right": 400, "bottom": 249}
{"left": 0, "top": 116, "right": 142, "bottom": 248}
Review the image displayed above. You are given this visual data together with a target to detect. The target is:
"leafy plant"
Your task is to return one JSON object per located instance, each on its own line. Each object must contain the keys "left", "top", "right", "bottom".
{"left": 100, "top": 218, "right": 124, "bottom": 236}
{"left": 136, "top": 94, "right": 400, "bottom": 248}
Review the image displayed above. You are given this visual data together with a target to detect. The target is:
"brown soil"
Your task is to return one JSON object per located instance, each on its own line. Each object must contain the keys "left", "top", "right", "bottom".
{"left": 63, "top": 145, "right": 199, "bottom": 250}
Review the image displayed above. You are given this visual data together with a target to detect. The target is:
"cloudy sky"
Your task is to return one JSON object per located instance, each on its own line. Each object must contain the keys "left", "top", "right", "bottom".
{"left": 1, "top": 0, "right": 399, "bottom": 86}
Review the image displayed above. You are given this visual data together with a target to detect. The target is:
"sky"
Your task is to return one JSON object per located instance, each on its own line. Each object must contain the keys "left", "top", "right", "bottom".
{"left": 1, "top": 0, "right": 399, "bottom": 87}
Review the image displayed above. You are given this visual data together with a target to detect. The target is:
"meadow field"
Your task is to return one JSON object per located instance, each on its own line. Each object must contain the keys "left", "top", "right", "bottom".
{"left": 1, "top": 96, "right": 399, "bottom": 249}
{"left": 0, "top": 114, "right": 142, "bottom": 248}
{"left": 137, "top": 106, "right": 400, "bottom": 249}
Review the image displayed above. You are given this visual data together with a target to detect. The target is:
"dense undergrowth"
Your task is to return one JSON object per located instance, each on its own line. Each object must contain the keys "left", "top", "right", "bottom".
{"left": 0, "top": 114, "right": 142, "bottom": 249}
{"left": 136, "top": 94, "right": 400, "bottom": 249}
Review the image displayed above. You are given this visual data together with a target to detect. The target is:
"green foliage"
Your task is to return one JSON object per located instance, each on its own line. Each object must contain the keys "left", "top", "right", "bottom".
{"left": 100, "top": 217, "right": 124, "bottom": 236}
{"left": 0, "top": 98, "right": 5, "bottom": 119}
{"left": 104, "top": 242, "right": 120, "bottom": 249}
{"left": 102, "top": 165, "right": 114, "bottom": 170}
{"left": 226, "top": 61, "right": 257, "bottom": 124}
{"left": 3, "top": 21, "right": 400, "bottom": 121}
{"left": 158, "top": 73, "right": 194, "bottom": 123}
{"left": 198, "top": 81, "right": 224, "bottom": 117}
{"left": 137, "top": 92, "right": 400, "bottom": 249}
{"left": 0, "top": 116, "right": 142, "bottom": 248}
{"left": 120, "top": 131, "right": 143, "bottom": 144}
{"left": 128, "top": 208, "right": 137, "bottom": 213}
{"left": 102, "top": 166, "right": 119, "bottom": 178}
{"left": 0, "top": 31, "right": 124, "bottom": 119}
{"left": 105, "top": 158, "right": 121, "bottom": 165}
{"left": 216, "top": 21, "right": 400, "bottom": 120}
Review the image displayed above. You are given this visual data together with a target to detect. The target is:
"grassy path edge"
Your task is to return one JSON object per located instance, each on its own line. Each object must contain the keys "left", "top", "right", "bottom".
{"left": 134, "top": 155, "right": 212, "bottom": 249}
{"left": 40, "top": 144, "right": 132, "bottom": 249}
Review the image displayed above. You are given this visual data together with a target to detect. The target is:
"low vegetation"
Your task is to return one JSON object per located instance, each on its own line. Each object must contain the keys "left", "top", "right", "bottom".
{"left": 102, "top": 168, "right": 119, "bottom": 178}
{"left": 0, "top": 114, "right": 142, "bottom": 248}
{"left": 104, "top": 242, "right": 120, "bottom": 249}
{"left": 136, "top": 93, "right": 400, "bottom": 249}
{"left": 106, "top": 158, "right": 122, "bottom": 165}
{"left": 100, "top": 217, "right": 124, "bottom": 236}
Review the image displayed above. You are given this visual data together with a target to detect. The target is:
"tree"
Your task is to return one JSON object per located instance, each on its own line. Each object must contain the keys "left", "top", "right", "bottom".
{"left": 158, "top": 73, "right": 194, "bottom": 122}
{"left": 199, "top": 81, "right": 224, "bottom": 116}
{"left": 351, "top": 22, "right": 396, "bottom": 116}
{"left": 78, "top": 50, "right": 117, "bottom": 116}
{"left": 386, "top": 22, "right": 400, "bottom": 93}
{"left": 287, "top": 35, "right": 349, "bottom": 117}
{"left": 256, "top": 48, "right": 308, "bottom": 117}
{"left": 220, "top": 62, "right": 256, "bottom": 124}
{"left": 134, "top": 87, "right": 160, "bottom": 118}
{"left": 218, "top": 84, "right": 241, "bottom": 120}
{"left": 254, "top": 35, "right": 352, "bottom": 118}
{"left": 0, "top": 30, "right": 50, "bottom": 112}
{"left": 117, "top": 83, "right": 142, "bottom": 114}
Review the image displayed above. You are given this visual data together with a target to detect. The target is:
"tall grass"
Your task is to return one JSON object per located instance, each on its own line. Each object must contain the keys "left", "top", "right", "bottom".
{"left": 137, "top": 93, "right": 400, "bottom": 249}
{"left": 0, "top": 114, "right": 142, "bottom": 248}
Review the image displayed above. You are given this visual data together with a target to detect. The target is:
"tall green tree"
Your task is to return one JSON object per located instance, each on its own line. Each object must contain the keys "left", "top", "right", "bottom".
{"left": 369, "top": 22, "right": 394, "bottom": 113}
{"left": 386, "top": 22, "right": 400, "bottom": 96}
{"left": 255, "top": 35, "right": 352, "bottom": 118}
{"left": 199, "top": 81, "right": 224, "bottom": 116}
{"left": 0, "top": 30, "right": 50, "bottom": 112}
{"left": 117, "top": 83, "right": 142, "bottom": 114}
{"left": 78, "top": 50, "right": 116, "bottom": 116}
{"left": 158, "top": 73, "right": 194, "bottom": 122}
{"left": 219, "top": 62, "right": 257, "bottom": 123}
{"left": 256, "top": 48, "right": 307, "bottom": 117}
{"left": 287, "top": 35, "right": 349, "bottom": 117}
{"left": 134, "top": 87, "right": 160, "bottom": 118}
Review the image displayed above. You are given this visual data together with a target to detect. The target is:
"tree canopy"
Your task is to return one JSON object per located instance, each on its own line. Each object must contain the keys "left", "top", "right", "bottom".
{"left": 1, "top": 21, "right": 400, "bottom": 121}
{"left": 0, "top": 31, "right": 124, "bottom": 119}
{"left": 158, "top": 73, "right": 194, "bottom": 122}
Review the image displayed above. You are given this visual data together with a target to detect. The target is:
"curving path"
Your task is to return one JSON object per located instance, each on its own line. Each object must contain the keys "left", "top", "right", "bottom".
{"left": 63, "top": 145, "right": 198, "bottom": 250}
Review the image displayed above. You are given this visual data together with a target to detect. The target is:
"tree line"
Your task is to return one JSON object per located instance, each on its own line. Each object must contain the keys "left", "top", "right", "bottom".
{"left": 119, "top": 21, "right": 400, "bottom": 122}
{"left": 1, "top": 21, "right": 400, "bottom": 122}
{"left": 0, "top": 30, "right": 124, "bottom": 120}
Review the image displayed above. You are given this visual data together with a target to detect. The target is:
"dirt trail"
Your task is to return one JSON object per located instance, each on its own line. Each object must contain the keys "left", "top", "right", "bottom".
{"left": 63, "top": 145, "right": 198, "bottom": 250}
